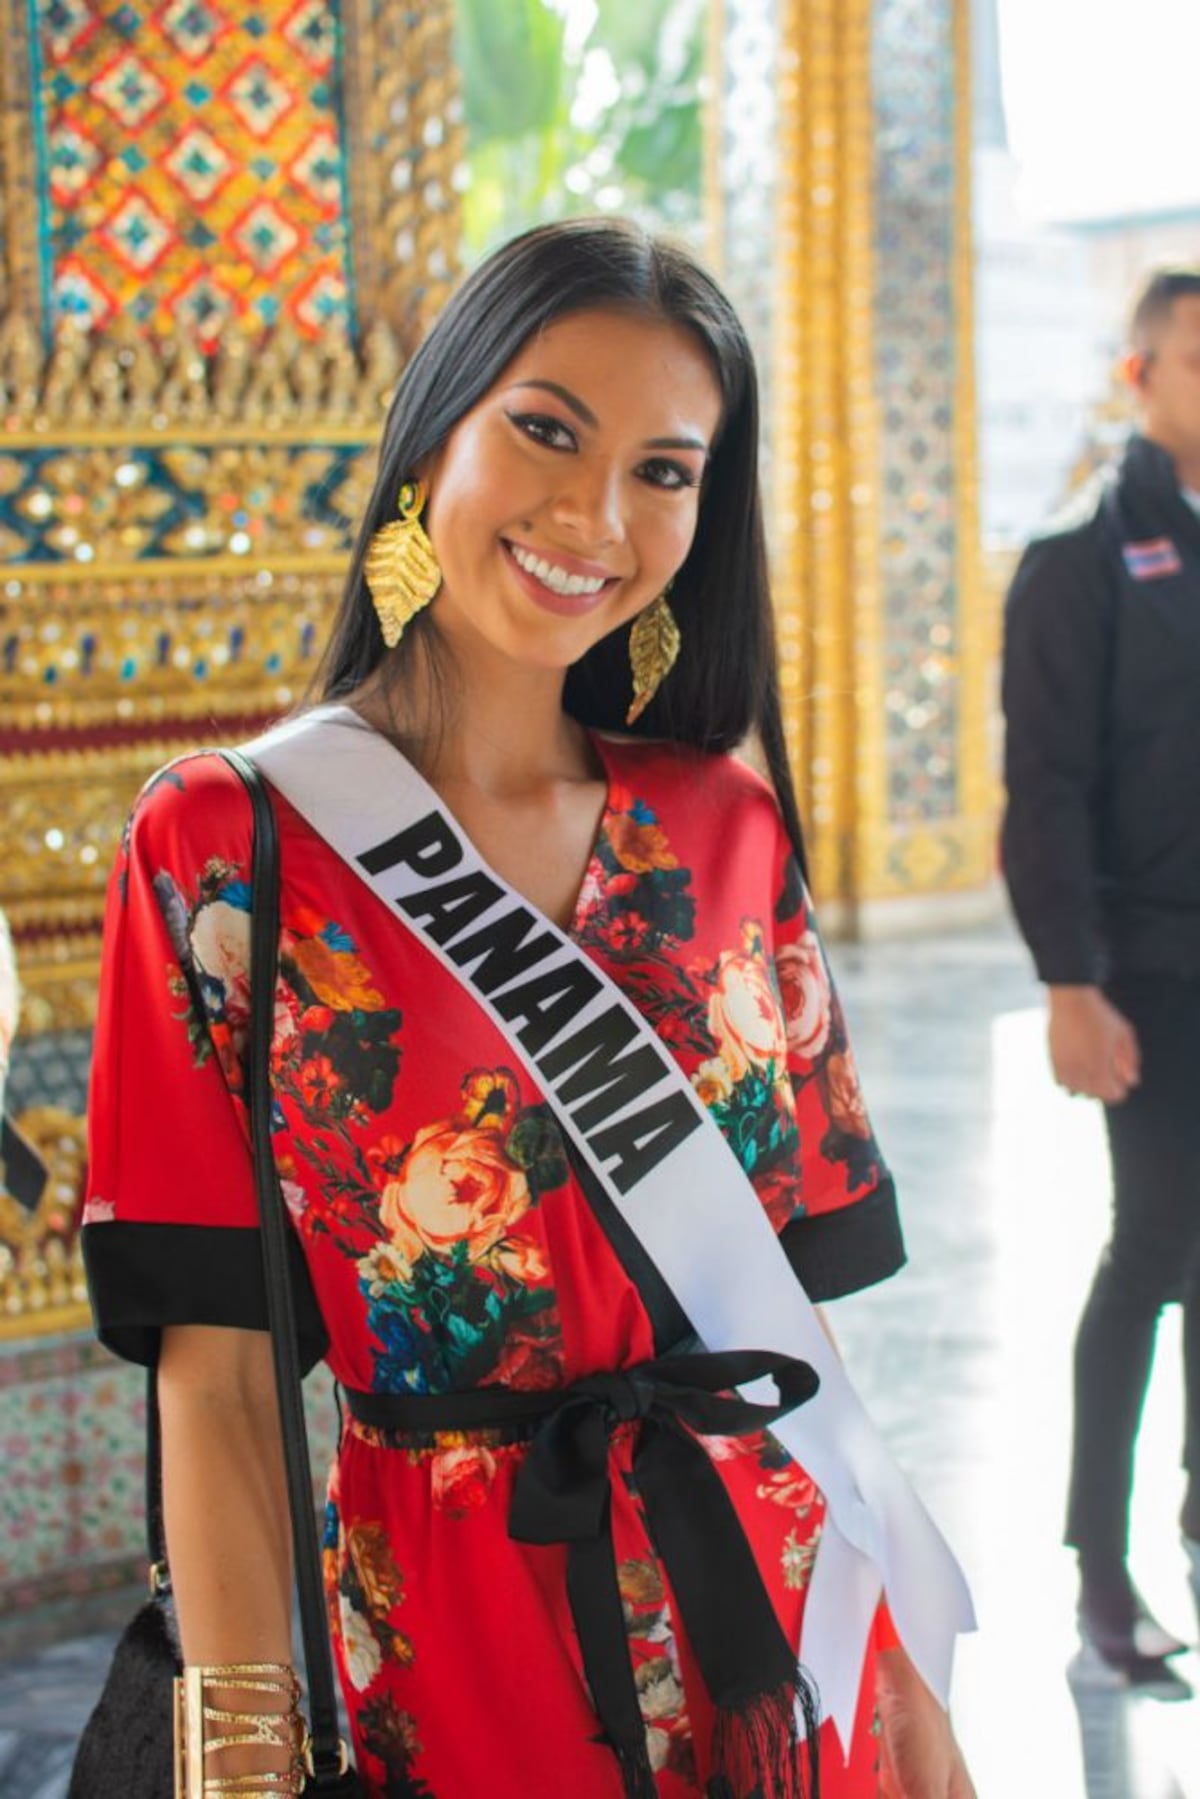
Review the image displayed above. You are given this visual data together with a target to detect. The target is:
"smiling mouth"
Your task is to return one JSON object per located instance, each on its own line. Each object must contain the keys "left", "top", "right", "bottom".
{"left": 504, "top": 539, "right": 616, "bottom": 598}
{"left": 500, "top": 539, "right": 623, "bottom": 618}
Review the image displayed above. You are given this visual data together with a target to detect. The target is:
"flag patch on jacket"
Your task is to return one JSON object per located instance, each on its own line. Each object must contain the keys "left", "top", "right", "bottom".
{"left": 1122, "top": 537, "right": 1183, "bottom": 580}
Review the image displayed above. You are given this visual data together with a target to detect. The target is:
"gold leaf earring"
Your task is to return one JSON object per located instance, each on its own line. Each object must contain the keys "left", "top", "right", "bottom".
{"left": 626, "top": 584, "right": 680, "bottom": 726}
{"left": 364, "top": 477, "right": 442, "bottom": 648}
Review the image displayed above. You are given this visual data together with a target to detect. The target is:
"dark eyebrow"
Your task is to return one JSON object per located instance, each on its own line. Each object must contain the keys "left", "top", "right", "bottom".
{"left": 511, "top": 380, "right": 598, "bottom": 428}
{"left": 510, "top": 380, "right": 709, "bottom": 455}
{"left": 643, "top": 434, "right": 709, "bottom": 455}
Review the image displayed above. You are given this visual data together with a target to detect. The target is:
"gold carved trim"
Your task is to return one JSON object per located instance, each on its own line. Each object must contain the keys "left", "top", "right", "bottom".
{"left": 770, "top": 0, "right": 813, "bottom": 865}
{"left": 345, "top": 0, "right": 465, "bottom": 342}
{"left": 0, "top": 1301, "right": 90, "bottom": 1342}
{"left": 0, "top": 1107, "right": 90, "bottom": 1340}
{"left": 6, "top": 429, "right": 379, "bottom": 450}
{"left": 0, "top": 0, "right": 39, "bottom": 329}
{"left": 0, "top": 0, "right": 465, "bottom": 1338}
{"left": 864, "top": 0, "right": 995, "bottom": 901}
{"left": 7, "top": 950, "right": 103, "bottom": 1037}
{"left": 7, "top": 555, "right": 350, "bottom": 585}
{"left": 771, "top": 0, "right": 881, "bottom": 911}
{"left": 949, "top": 0, "right": 998, "bottom": 884}
{"left": 3, "top": 740, "right": 243, "bottom": 1011}
{"left": 772, "top": 0, "right": 994, "bottom": 910}
{"left": 0, "top": 567, "right": 344, "bottom": 731}
{"left": 0, "top": 314, "right": 400, "bottom": 439}
{"left": 841, "top": 0, "right": 888, "bottom": 912}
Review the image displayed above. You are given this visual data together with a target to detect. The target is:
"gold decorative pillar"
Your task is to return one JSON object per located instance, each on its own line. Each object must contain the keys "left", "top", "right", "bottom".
{"left": 767, "top": 0, "right": 994, "bottom": 925}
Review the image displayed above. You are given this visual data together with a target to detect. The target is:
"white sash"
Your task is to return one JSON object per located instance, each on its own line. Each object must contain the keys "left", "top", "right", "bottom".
{"left": 243, "top": 704, "right": 975, "bottom": 1752}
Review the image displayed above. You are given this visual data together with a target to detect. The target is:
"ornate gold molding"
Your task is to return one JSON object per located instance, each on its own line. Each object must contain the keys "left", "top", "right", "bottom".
{"left": 1, "top": 313, "right": 400, "bottom": 439}
{"left": 772, "top": 0, "right": 994, "bottom": 913}
{"left": 0, "top": 1108, "right": 90, "bottom": 1341}
{"left": 948, "top": 0, "right": 997, "bottom": 885}
{"left": 3, "top": 738, "right": 223, "bottom": 927}
{"left": 771, "top": 0, "right": 882, "bottom": 909}
{"left": 860, "top": 0, "right": 996, "bottom": 902}
{"left": 0, "top": 565, "right": 345, "bottom": 730}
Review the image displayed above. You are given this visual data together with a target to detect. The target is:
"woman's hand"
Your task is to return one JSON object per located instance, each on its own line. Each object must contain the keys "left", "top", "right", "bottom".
{"left": 876, "top": 1646, "right": 976, "bottom": 1799}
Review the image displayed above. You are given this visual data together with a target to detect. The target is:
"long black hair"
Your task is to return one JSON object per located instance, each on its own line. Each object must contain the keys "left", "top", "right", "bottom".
{"left": 316, "top": 215, "right": 807, "bottom": 876}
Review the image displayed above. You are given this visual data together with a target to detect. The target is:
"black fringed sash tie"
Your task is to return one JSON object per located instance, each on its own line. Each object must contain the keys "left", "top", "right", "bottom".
{"left": 344, "top": 1348, "right": 823, "bottom": 1799}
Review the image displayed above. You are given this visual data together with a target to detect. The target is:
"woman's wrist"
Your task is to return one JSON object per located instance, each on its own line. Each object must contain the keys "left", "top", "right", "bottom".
{"left": 174, "top": 1662, "right": 306, "bottom": 1798}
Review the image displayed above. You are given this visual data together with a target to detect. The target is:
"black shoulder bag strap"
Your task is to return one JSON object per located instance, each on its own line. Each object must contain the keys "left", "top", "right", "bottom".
{"left": 219, "top": 748, "right": 359, "bottom": 1794}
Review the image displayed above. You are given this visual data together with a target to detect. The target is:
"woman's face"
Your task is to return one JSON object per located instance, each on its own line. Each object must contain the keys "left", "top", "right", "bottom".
{"left": 419, "top": 307, "right": 723, "bottom": 673}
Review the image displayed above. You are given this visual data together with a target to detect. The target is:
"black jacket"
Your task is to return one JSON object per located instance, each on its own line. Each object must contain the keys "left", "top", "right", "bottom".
{"left": 1001, "top": 434, "right": 1200, "bottom": 983}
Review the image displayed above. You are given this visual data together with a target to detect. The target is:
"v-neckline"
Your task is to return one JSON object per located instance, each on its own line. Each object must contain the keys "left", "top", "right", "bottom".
{"left": 335, "top": 702, "right": 619, "bottom": 943}
{"left": 565, "top": 727, "right": 619, "bottom": 943}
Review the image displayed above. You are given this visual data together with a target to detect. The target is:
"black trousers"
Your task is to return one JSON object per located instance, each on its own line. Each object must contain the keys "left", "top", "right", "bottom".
{"left": 1065, "top": 974, "right": 1200, "bottom": 1560}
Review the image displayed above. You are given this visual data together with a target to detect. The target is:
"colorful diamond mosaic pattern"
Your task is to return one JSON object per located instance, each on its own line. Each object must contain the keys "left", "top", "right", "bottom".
{"left": 289, "top": 125, "right": 340, "bottom": 210}
{"left": 41, "top": 0, "right": 100, "bottom": 62}
{"left": 163, "top": 124, "right": 235, "bottom": 202}
{"left": 32, "top": 0, "right": 353, "bottom": 342}
{"left": 292, "top": 266, "right": 346, "bottom": 333}
{"left": 91, "top": 48, "right": 168, "bottom": 128}
{"left": 222, "top": 54, "right": 295, "bottom": 137}
{"left": 54, "top": 255, "right": 118, "bottom": 330}
{"left": 47, "top": 120, "right": 103, "bottom": 203}
{"left": 281, "top": 0, "right": 334, "bottom": 71}
{"left": 164, "top": 265, "right": 240, "bottom": 337}
{"left": 872, "top": 0, "right": 960, "bottom": 822}
{"left": 231, "top": 198, "right": 300, "bottom": 273}
{"left": 155, "top": 0, "right": 231, "bottom": 62}
{"left": 98, "top": 187, "right": 177, "bottom": 272}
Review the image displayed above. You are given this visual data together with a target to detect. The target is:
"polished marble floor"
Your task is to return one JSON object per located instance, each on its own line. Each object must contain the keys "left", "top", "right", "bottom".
{"left": 2, "top": 919, "right": 1198, "bottom": 1796}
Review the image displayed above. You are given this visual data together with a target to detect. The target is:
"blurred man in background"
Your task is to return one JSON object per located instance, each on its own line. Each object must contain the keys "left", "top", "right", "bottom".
{"left": 1002, "top": 267, "right": 1200, "bottom": 1681}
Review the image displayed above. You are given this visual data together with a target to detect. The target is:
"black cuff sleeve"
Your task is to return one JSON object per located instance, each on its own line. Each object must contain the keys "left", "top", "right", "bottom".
{"left": 779, "top": 1177, "right": 906, "bottom": 1301}
{"left": 82, "top": 1222, "right": 328, "bottom": 1374}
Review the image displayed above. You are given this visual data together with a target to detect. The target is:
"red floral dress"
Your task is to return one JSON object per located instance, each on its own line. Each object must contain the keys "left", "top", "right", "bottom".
{"left": 84, "top": 729, "right": 905, "bottom": 1799}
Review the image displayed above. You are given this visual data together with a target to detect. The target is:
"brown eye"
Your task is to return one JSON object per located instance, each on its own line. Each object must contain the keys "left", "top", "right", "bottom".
{"left": 507, "top": 411, "right": 577, "bottom": 451}
{"left": 638, "top": 457, "right": 700, "bottom": 491}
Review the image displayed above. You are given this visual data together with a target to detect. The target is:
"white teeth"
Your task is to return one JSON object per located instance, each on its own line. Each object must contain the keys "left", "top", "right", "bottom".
{"left": 509, "top": 543, "right": 607, "bottom": 597}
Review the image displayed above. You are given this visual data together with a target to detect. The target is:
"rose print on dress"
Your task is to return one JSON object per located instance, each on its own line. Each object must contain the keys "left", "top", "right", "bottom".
{"left": 690, "top": 920, "right": 801, "bottom": 1227}
{"left": 326, "top": 1502, "right": 432, "bottom": 1795}
{"left": 577, "top": 784, "right": 698, "bottom": 964}
{"left": 358, "top": 1068, "right": 566, "bottom": 1395}
{"left": 578, "top": 792, "right": 884, "bottom": 1228}
{"left": 430, "top": 1443, "right": 498, "bottom": 1515}
{"left": 618, "top": 1557, "right": 697, "bottom": 1785}
{"left": 707, "top": 921, "right": 791, "bottom": 1084}
{"left": 156, "top": 858, "right": 401, "bottom": 1129}
{"left": 331, "top": 1514, "right": 416, "bottom": 1693}
{"left": 823, "top": 1047, "right": 871, "bottom": 1140}
{"left": 380, "top": 1114, "right": 534, "bottom": 1263}
{"left": 775, "top": 933, "right": 832, "bottom": 1064}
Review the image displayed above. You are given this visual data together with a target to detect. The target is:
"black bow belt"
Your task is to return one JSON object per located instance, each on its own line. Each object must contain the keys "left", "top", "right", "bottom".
{"left": 344, "top": 1349, "right": 821, "bottom": 1797}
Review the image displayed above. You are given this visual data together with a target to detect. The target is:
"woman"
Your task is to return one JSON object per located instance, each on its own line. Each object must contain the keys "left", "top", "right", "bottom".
{"left": 83, "top": 218, "right": 974, "bottom": 1798}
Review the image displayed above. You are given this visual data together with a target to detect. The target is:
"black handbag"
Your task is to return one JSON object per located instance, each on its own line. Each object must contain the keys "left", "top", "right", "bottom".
{"left": 68, "top": 749, "right": 362, "bottom": 1798}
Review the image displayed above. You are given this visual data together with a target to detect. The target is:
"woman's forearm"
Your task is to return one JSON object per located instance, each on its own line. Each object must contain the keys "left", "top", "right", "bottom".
{"left": 159, "top": 1324, "right": 298, "bottom": 1789}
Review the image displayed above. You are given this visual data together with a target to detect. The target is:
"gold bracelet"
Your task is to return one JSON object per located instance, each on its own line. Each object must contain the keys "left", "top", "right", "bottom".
{"left": 172, "top": 1663, "right": 306, "bottom": 1799}
{"left": 201, "top": 1781, "right": 300, "bottom": 1797}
